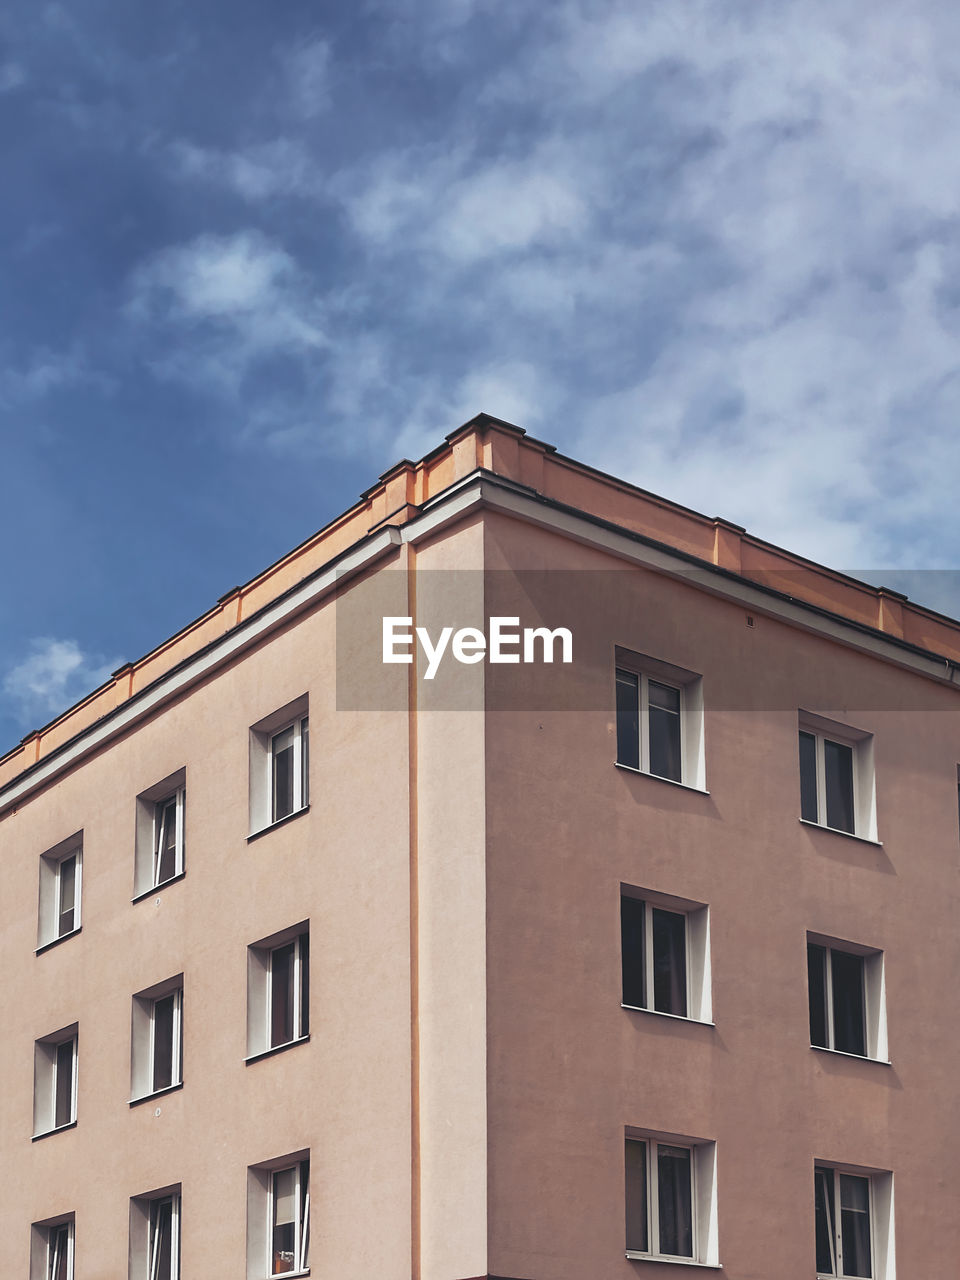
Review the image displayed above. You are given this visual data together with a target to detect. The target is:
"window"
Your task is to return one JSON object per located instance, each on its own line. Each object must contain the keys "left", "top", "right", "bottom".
{"left": 798, "top": 714, "right": 876, "bottom": 839}
{"left": 615, "top": 649, "right": 704, "bottom": 788}
{"left": 33, "top": 1025, "right": 78, "bottom": 1136}
{"left": 815, "top": 1164, "right": 894, "bottom": 1278}
{"left": 30, "top": 1214, "right": 74, "bottom": 1280}
{"left": 621, "top": 888, "right": 712, "bottom": 1022}
{"left": 807, "top": 936, "right": 887, "bottom": 1061}
{"left": 246, "top": 923, "right": 310, "bottom": 1060}
{"left": 131, "top": 976, "right": 183, "bottom": 1101}
{"left": 249, "top": 697, "right": 309, "bottom": 835}
{"left": 246, "top": 1153, "right": 310, "bottom": 1279}
{"left": 37, "top": 833, "right": 82, "bottom": 950}
{"left": 129, "top": 1187, "right": 180, "bottom": 1280}
{"left": 134, "top": 770, "right": 186, "bottom": 898}
{"left": 625, "top": 1132, "right": 719, "bottom": 1266}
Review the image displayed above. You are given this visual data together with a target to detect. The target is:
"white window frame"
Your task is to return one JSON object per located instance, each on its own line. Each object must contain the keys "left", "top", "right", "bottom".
{"left": 620, "top": 886, "right": 712, "bottom": 1023}
{"left": 134, "top": 769, "right": 186, "bottom": 899}
{"left": 246, "top": 922, "right": 310, "bottom": 1060}
{"left": 799, "top": 713, "right": 876, "bottom": 841}
{"left": 37, "top": 833, "right": 83, "bottom": 951}
{"left": 269, "top": 1161, "right": 310, "bottom": 1278}
{"left": 625, "top": 1130, "right": 719, "bottom": 1266}
{"left": 149, "top": 1194, "right": 180, "bottom": 1280}
{"left": 130, "top": 976, "right": 184, "bottom": 1102}
{"left": 152, "top": 789, "right": 185, "bottom": 887}
{"left": 615, "top": 648, "right": 705, "bottom": 790}
{"left": 807, "top": 934, "right": 887, "bottom": 1062}
{"left": 269, "top": 718, "right": 309, "bottom": 822}
{"left": 249, "top": 696, "right": 309, "bottom": 836}
{"left": 128, "top": 1185, "right": 181, "bottom": 1280}
{"left": 815, "top": 1162, "right": 895, "bottom": 1280}
{"left": 29, "top": 1213, "right": 75, "bottom": 1280}
{"left": 33, "top": 1025, "right": 78, "bottom": 1137}
{"left": 246, "top": 1151, "right": 310, "bottom": 1280}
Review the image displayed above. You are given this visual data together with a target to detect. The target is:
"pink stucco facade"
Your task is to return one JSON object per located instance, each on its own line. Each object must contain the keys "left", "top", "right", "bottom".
{"left": 2, "top": 415, "right": 958, "bottom": 1278}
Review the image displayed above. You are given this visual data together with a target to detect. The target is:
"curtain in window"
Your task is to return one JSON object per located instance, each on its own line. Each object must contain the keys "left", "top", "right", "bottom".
{"left": 839, "top": 1175, "right": 872, "bottom": 1278}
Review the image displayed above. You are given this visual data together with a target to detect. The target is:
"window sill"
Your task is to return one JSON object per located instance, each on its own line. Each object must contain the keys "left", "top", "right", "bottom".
{"left": 36, "top": 926, "right": 82, "bottom": 956}
{"left": 244, "top": 1034, "right": 310, "bottom": 1065}
{"left": 129, "top": 1080, "right": 184, "bottom": 1107}
{"left": 615, "top": 763, "right": 709, "bottom": 795}
{"left": 132, "top": 870, "right": 186, "bottom": 904}
{"left": 625, "top": 1254, "right": 721, "bottom": 1268}
{"left": 247, "top": 804, "right": 310, "bottom": 843}
{"left": 811, "top": 1044, "right": 891, "bottom": 1066}
{"left": 32, "top": 1120, "right": 77, "bottom": 1142}
{"left": 622, "top": 1004, "right": 715, "bottom": 1028}
{"left": 799, "top": 818, "right": 882, "bottom": 847}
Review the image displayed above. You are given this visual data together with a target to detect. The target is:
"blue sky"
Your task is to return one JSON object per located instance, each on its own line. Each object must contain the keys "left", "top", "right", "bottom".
{"left": 3, "top": 0, "right": 960, "bottom": 751}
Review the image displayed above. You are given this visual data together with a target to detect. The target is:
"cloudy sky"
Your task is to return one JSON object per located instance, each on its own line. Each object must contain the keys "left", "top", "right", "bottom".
{"left": 2, "top": 0, "right": 960, "bottom": 750}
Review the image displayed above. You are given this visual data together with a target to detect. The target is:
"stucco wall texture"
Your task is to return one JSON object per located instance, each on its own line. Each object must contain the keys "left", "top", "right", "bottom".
{"left": 2, "top": 416, "right": 959, "bottom": 1278}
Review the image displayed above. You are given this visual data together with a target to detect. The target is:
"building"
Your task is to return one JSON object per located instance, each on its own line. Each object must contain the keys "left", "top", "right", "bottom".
{"left": 2, "top": 412, "right": 958, "bottom": 1279}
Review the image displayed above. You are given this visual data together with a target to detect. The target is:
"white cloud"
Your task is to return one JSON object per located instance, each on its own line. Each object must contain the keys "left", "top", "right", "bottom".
{"left": 3, "top": 639, "right": 117, "bottom": 728}
{"left": 170, "top": 138, "right": 320, "bottom": 202}
{"left": 387, "top": 360, "right": 555, "bottom": 462}
{"left": 340, "top": 142, "right": 591, "bottom": 265}
{"left": 114, "top": 0, "right": 960, "bottom": 580}
{"left": 0, "top": 346, "right": 100, "bottom": 408}
{"left": 132, "top": 231, "right": 297, "bottom": 317}
{"left": 0, "top": 62, "right": 25, "bottom": 92}
{"left": 282, "top": 37, "right": 331, "bottom": 119}
{"left": 128, "top": 231, "right": 327, "bottom": 392}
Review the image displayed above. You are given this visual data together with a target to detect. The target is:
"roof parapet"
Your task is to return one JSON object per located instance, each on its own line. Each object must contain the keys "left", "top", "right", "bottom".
{"left": 1, "top": 411, "right": 958, "bottom": 789}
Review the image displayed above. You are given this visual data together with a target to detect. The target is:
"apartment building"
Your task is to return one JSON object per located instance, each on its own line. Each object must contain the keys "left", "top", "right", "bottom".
{"left": 2, "top": 412, "right": 959, "bottom": 1279}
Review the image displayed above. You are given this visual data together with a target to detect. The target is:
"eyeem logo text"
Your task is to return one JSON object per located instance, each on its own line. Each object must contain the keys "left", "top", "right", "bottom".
{"left": 382, "top": 616, "right": 573, "bottom": 680}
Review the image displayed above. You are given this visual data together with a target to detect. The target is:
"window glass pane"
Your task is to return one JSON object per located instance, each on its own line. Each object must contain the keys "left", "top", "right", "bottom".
{"left": 624, "top": 1139, "right": 648, "bottom": 1253}
{"left": 301, "top": 718, "right": 309, "bottom": 807}
{"left": 831, "top": 950, "right": 866, "bottom": 1056}
{"left": 273, "top": 1167, "right": 298, "bottom": 1275}
{"left": 153, "top": 994, "right": 176, "bottom": 1092}
{"left": 815, "top": 1168, "right": 836, "bottom": 1275}
{"left": 799, "top": 731, "right": 818, "bottom": 822}
{"left": 299, "top": 1158, "right": 310, "bottom": 1270}
{"left": 620, "top": 895, "right": 646, "bottom": 1008}
{"left": 839, "top": 1175, "right": 872, "bottom": 1278}
{"left": 616, "top": 670, "right": 640, "bottom": 770}
{"left": 271, "top": 942, "right": 295, "bottom": 1046}
{"left": 49, "top": 1224, "right": 70, "bottom": 1280}
{"left": 299, "top": 933, "right": 309, "bottom": 1037}
{"left": 272, "top": 727, "right": 295, "bottom": 821}
{"left": 657, "top": 1145, "right": 693, "bottom": 1258}
{"left": 150, "top": 1197, "right": 174, "bottom": 1280}
{"left": 807, "top": 943, "right": 828, "bottom": 1047}
{"left": 155, "top": 797, "right": 179, "bottom": 884}
{"left": 58, "top": 855, "right": 76, "bottom": 935}
{"left": 824, "top": 738, "right": 855, "bottom": 833}
{"left": 652, "top": 908, "right": 687, "bottom": 1017}
{"left": 55, "top": 1039, "right": 74, "bottom": 1127}
{"left": 648, "top": 681, "right": 682, "bottom": 782}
